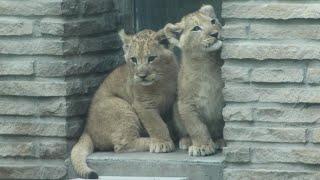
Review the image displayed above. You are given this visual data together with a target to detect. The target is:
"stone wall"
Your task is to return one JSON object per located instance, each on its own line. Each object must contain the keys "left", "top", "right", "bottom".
{"left": 0, "top": 0, "right": 122, "bottom": 179}
{"left": 221, "top": 0, "right": 320, "bottom": 179}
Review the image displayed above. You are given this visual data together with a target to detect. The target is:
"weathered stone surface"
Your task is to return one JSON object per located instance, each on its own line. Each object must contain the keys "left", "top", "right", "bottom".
{"left": 251, "top": 147, "right": 320, "bottom": 165}
{"left": 0, "top": 18, "right": 33, "bottom": 36}
{"left": 224, "top": 104, "right": 320, "bottom": 123}
{"left": 78, "top": 34, "right": 121, "bottom": 53}
{"left": 222, "top": 65, "right": 250, "bottom": 82}
{"left": 251, "top": 67, "right": 304, "bottom": 83}
{"left": 224, "top": 126, "right": 306, "bottom": 143}
{"left": 0, "top": 138, "right": 67, "bottom": 159}
{"left": 223, "top": 105, "right": 253, "bottom": 122}
{"left": 0, "top": 142, "right": 34, "bottom": 158}
{"left": 0, "top": 118, "right": 66, "bottom": 137}
{"left": 66, "top": 74, "right": 105, "bottom": 95}
{"left": 222, "top": 22, "right": 320, "bottom": 40}
{"left": 35, "top": 53, "right": 123, "bottom": 77}
{"left": 307, "top": 61, "right": 320, "bottom": 84}
{"left": 0, "top": 81, "right": 67, "bottom": 96}
{"left": 0, "top": 0, "right": 78, "bottom": 16}
{"left": 222, "top": 63, "right": 304, "bottom": 83}
{"left": 310, "top": 128, "right": 320, "bottom": 143}
{"left": 40, "top": 12, "right": 118, "bottom": 36}
{"left": 0, "top": 97, "right": 68, "bottom": 116}
{"left": 221, "top": 41, "right": 320, "bottom": 60}
{"left": 0, "top": 160, "right": 67, "bottom": 179}
{"left": 0, "top": 38, "right": 65, "bottom": 55}
{"left": 66, "top": 97, "right": 91, "bottom": 116}
{"left": 68, "top": 151, "right": 224, "bottom": 180}
{"left": 81, "top": 0, "right": 114, "bottom": 15}
{"left": 224, "top": 84, "right": 320, "bottom": 103}
{"left": 0, "top": 60, "right": 34, "bottom": 76}
{"left": 224, "top": 169, "right": 320, "bottom": 180}
{"left": 38, "top": 140, "right": 67, "bottom": 159}
{"left": 224, "top": 147, "right": 250, "bottom": 163}
{"left": 222, "top": 2, "right": 320, "bottom": 19}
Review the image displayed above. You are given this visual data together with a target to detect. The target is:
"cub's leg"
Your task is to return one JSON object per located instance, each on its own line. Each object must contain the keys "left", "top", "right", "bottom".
{"left": 100, "top": 97, "right": 151, "bottom": 152}
{"left": 178, "top": 102, "right": 216, "bottom": 156}
{"left": 173, "top": 103, "right": 191, "bottom": 150}
{"left": 134, "top": 103, "right": 175, "bottom": 153}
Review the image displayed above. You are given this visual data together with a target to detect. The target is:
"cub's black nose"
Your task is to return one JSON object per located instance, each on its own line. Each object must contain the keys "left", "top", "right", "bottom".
{"left": 210, "top": 32, "right": 219, "bottom": 38}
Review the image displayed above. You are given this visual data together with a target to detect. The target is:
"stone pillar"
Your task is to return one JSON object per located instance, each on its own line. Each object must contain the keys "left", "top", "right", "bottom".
{"left": 221, "top": 1, "right": 320, "bottom": 179}
{"left": 0, "top": 0, "right": 122, "bottom": 179}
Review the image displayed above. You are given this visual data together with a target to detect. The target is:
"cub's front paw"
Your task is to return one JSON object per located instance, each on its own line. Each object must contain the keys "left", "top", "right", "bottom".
{"left": 188, "top": 142, "right": 216, "bottom": 156}
{"left": 150, "top": 140, "right": 175, "bottom": 153}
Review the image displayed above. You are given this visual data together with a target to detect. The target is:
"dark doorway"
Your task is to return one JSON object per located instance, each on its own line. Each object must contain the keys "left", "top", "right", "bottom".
{"left": 117, "top": 0, "right": 222, "bottom": 33}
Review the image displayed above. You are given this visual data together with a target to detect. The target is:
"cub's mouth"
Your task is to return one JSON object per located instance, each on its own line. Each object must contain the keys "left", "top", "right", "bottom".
{"left": 203, "top": 38, "right": 222, "bottom": 52}
{"left": 134, "top": 74, "right": 157, "bottom": 86}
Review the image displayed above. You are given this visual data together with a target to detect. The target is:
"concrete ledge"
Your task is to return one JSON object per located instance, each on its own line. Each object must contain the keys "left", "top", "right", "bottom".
{"left": 68, "top": 151, "right": 224, "bottom": 180}
{"left": 72, "top": 176, "right": 187, "bottom": 180}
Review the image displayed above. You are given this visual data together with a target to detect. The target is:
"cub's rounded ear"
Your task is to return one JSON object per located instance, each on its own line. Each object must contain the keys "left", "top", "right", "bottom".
{"left": 155, "top": 29, "right": 170, "bottom": 49}
{"left": 199, "top": 5, "right": 216, "bottom": 18}
{"left": 164, "top": 23, "right": 183, "bottom": 48}
{"left": 118, "top": 29, "right": 132, "bottom": 51}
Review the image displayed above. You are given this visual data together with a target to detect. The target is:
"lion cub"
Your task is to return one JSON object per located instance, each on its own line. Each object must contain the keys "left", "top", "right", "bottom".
{"left": 71, "top": 29, "right": 178, "bottom": 179}
{"left": 164, "top": 5, "right": 225, "bottom": 156}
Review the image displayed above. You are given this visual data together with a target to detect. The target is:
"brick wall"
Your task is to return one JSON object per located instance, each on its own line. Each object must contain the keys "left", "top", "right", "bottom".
{"left": 221, "top": 0, "right": 320, "bottom": 179}
{"left": 0, "top": 0, "right": 122, "bottom": 179}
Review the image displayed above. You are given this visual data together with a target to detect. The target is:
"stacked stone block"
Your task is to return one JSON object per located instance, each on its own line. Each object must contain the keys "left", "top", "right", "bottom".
{"left": 221, "top": 0, "right": 320, "bottom": 179}
{"left": 0, "top": 0, "right": 122, "bottom": 179}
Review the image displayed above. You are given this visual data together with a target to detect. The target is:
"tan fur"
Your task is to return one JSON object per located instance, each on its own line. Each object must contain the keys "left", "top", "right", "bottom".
{"left": 71, "top": 29, "right": 178, "bottom": 178}
{"left": 165, "top": 5, "right": 225, "bottom": 156}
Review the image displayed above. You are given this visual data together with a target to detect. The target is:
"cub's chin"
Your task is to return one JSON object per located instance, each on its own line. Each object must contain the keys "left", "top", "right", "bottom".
{"left": 139, "top": 80, "right": 154, "bottom": 86}
{"left": 203, "top": 40, "right": 222, "bottom": 52}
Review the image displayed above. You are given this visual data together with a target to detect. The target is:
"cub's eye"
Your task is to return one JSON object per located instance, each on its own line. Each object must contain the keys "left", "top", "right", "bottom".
{"left": 211, "top": 19, "right": 216, "bottom": 24}
{"left": 131, "top": 57, "right": 137, "bottom": 64}
{"left": 148, "top": 56, "right": 157, "bottom": 63}
{"left": 191, "top": 26, "right": 202, "bottom": 31}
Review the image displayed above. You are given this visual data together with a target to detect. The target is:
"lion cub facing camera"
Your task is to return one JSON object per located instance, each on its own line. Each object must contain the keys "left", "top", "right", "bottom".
{"left": 71, "top": 29, "right": 178, "bottom": 179}
{"left": 164, "top": 5, "right": 225, "bottom": 156}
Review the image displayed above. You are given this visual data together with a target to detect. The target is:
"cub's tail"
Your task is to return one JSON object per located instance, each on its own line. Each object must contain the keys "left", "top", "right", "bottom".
{"left": 71, "top": 132, "right": 98, "bottom": 179}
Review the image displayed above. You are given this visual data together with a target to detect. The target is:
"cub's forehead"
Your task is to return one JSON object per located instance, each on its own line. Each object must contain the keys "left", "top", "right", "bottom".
{"left": 128, "top": 30, "right": 158, "bottom": 55}
{"left": 131, "top": 30, "right": 157, "bottom": 44}
{"left": 182, "top": 12, "right": 212, "bottom": 26}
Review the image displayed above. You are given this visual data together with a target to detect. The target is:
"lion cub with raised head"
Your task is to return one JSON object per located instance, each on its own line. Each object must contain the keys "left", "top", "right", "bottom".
{"left": 164, "top": 5, "right": 225, "bottom": 156}
{"left": 71, "top": 29, "right": 178, "bottom": 179}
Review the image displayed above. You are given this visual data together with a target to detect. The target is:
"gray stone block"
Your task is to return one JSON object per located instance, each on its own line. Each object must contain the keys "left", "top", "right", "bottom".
{"left": 222, "top": 2, "right": 320, "bottom": 19}
{"left": 0, "top": 17, "right": 33, "bottom": 36}
{"left": 251, "top": 147, "right": 320, "bottom": 165}
{"left": 0, "top": 81, "right": 67, "bottom": 96}
{"left": 40, "top": 12, "right": 118, "bottom": 37}
{"left": 0, "top": 160, "right": 67, "bottom": 179}
{"left": 221, "top": 41, "right": 320, "bottom": 60}
{"left": 310, "top": 128, "right": 320, "bottom": 143}
{"left": 224, "top": 126, "right": 306, "bottom": 143}
{"left": 0, "top": 60, "right": 34, "bottom": 76}
{"left": 0, "top": 138, "right": 67, "bottom": 159}
{"left": 250, "top": 67, "right": 304, "bottom": 83}
{"left": 0, "top": 117, "right": 67, "bottom": 137}
{"left": 80, "top": 0, "right": 114, "bottom": 15}
{"left": 223, "top": 104, "right": 320, "bottom": 123}
{"left": 223, "top": 84, "right": 320, "bottom": 103}
{"left": 0, "top": 38, "right": 65, "bottom": 55}
{"left": 222, "top": 22, "right": 320, "bottom": 40}
{"left": 224, "top": 169, "right": 320, "bottom": 180}
{"left": 224, "top": 147, "right": 250, "bottom": 163}
{"left": 68, "top": 151, "right": 224, "bottom": 180}
{"left": 307, "top": 61, "right": 320, "bottom": 84}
